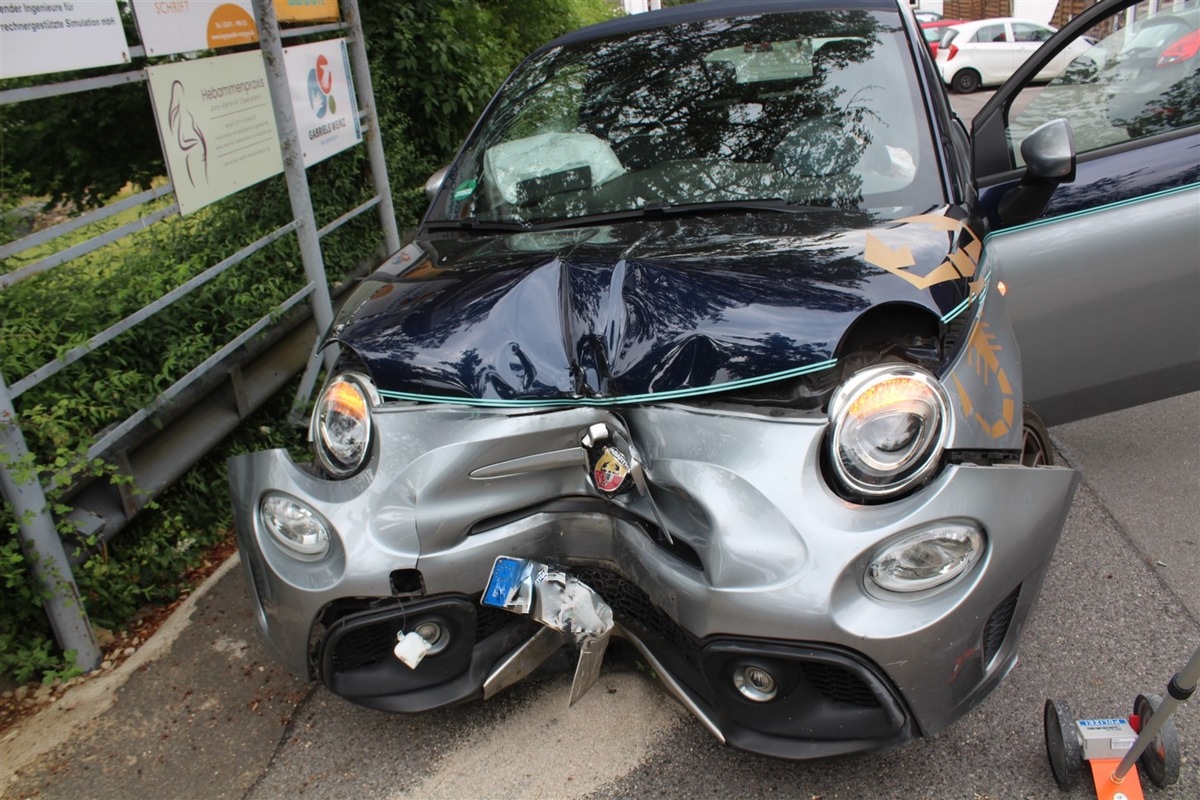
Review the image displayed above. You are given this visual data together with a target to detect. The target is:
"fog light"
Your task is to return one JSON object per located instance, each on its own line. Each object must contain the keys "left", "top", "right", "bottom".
{"left": 260, "top": 493, "right": 330, "bottom": 559}
{"left": 869, "top": 524, "right": 984, "bottom": 594}
{"left": 414, "top": 620, "right": 448, "bottom": 655}
{"left": 733, "top": 664, "right": 778, "bottom": 702}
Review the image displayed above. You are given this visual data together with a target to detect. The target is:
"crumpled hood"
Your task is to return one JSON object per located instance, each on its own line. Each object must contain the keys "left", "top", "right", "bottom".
{"left": 330, "top": 209, "right": 981, "bottom": 402}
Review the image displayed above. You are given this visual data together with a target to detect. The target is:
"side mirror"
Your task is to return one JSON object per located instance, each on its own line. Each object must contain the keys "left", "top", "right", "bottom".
{"left": 1021, "top": 118, "right": 1075, "bottom": 182}
{"left": 999, "top": 118, "right": 1076, "bottom": 225}
{"left": 424, "top": 165, "right": 450, "bottom": 202}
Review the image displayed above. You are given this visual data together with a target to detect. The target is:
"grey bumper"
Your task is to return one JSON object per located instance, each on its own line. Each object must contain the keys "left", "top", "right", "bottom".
{"left": 229, "top": 401, "right": 1077, "bottom": 756}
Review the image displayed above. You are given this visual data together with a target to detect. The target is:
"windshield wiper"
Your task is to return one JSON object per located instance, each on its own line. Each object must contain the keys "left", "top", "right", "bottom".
{"left": 423, "top": 218, "right": 532, "bottom": 233}
{"left": 535, "top": 199, "right": 839, "bottom": 230}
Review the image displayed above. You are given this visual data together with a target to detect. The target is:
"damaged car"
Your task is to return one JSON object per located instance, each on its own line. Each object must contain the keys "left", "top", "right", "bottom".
{"left": 229, "top": 0, "right": 1200, "bottom": 759}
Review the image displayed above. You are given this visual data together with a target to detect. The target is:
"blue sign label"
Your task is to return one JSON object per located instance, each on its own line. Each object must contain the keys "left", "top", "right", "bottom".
{"left": 482, "top": 556, "right": 524, "bottom": 608}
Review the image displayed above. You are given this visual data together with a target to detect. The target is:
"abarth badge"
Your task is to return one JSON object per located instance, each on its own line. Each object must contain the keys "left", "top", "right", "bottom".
{"left": 592, "top": 445, "right": 630, "bottom": 494}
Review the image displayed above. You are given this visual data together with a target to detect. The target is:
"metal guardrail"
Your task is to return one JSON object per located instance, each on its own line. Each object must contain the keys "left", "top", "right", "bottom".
{"left": 0, "top": 0, "right": 400, "bottom": 671}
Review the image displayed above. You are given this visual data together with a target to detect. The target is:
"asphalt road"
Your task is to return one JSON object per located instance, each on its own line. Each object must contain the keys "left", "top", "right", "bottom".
{"left": 3, "top": 90, "right": 1197, "bottom": 800}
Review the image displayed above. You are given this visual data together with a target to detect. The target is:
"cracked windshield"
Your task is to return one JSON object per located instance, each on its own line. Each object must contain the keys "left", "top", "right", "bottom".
{"left": 433, "top": 9, "right": 941, "bottom": 227}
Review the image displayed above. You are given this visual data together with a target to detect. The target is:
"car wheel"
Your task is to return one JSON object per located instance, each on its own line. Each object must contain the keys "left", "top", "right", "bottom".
{"left": 1044, "top": 698, "right": 1083, "bottom": 789}
{"left": 1021, "top": 406, "right": 1053, "bottom": 467}
{"left": 1133, "top": 693, "right": 1181, "bottom": 787}
{"left": 951, "top": 69, "right": 981, "bottom": 93}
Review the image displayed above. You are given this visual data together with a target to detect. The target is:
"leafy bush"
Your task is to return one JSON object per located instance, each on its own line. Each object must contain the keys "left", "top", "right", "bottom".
{"left": 0, "top": 384, "right": 309, "bottom": 685}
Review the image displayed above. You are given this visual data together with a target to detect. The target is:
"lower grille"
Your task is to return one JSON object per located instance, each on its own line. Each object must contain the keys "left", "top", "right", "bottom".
{"left": 475, "top": 603, "right": 512, "bottom": 642}
{"left": 319, "top": 596, "right": 512, "bottom": 712}
{"left": 572, "top": 566, "right": 702, "bottom": 663}
{"left": 324, "top": 597, "right": 500, "bottom": 674}
{"left": 573, "top": 567, "right": 882, "bottom": 712}
{"left": 983, "top": 586, "right": 1021, "bottom": 665}
{"left": 332, "top": 619, "right": 396, "bottom": 672}
{"left": 803, "top": 660, "right": 880, "bottom": 707}
{"left": 245, "top": 553, "right": 272, "bottom": 609}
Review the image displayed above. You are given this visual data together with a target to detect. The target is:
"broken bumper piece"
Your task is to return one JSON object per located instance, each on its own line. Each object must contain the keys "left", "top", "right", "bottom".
{"left": 228, "top": 403, "right": 1077, "bottom": 760}
{"left": 480, "top": 556, "right": 614, "bottom": 706}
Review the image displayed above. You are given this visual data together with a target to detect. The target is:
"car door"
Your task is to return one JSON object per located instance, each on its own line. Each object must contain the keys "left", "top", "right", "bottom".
{"left": 970, "top": 0, "right": 1200, "bottom": 426}
{"left": 971, "top": 21, "right": 1019, "bottom": 83}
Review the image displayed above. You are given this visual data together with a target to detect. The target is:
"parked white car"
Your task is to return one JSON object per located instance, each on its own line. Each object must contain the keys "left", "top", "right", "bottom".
{"left": 936, "top": 17, "right": 1091, "bottom": 92}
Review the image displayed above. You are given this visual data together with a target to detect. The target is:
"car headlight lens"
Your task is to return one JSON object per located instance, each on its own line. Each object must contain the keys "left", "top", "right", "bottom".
{"left": 260, "top": 493, "right": 331, "bottom": 558}
{"left": 868, "top": 524, "right": 984, "bottom": 594}
{"left": 313, "top": 372, "right": 375, "bottom": 477}
{"left": 827, "top": 364, "right": 949, "bottom": 498}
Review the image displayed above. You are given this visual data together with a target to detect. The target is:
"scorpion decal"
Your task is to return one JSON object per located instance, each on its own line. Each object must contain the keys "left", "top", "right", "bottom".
{"left": 953, "top": 317, "right": 1015, "bottom": 439}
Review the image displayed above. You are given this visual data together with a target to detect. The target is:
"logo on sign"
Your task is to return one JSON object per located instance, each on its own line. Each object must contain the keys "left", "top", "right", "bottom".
{"left": 307, "top": 54, "right": 336, "bottom": 118}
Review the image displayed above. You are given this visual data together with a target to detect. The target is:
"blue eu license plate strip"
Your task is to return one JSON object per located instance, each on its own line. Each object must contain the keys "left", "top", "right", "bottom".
{"left": 482, "top": 556, "right": 525, "bottom": 608}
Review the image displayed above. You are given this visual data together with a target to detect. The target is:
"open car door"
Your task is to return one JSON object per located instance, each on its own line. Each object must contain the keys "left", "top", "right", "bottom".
{"left": 970, "top": 0, "right": 1200, "bottom": 425}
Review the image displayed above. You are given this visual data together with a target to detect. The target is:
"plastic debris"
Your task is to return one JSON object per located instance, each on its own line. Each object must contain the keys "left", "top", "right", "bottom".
{"left": 393, "top": 630, "right": 433, "bottom": 669}
{"left": 531, "top": 566, "right": 613, "bottom": 645}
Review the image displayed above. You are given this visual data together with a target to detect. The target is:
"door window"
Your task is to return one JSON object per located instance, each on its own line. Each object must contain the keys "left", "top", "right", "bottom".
{"left": 1007, "top": 0, "right": 1200, "bottom": 164}
{"left": 973, "top": 23, "right": 1009, "bottom": 43}
{"left": 1011, "top": 23, "right": 1053, "bottom": 43}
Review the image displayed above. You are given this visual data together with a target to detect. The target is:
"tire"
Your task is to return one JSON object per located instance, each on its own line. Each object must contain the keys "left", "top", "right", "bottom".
{"left": 1133, "top": 693, "right": 1181, "bottom": 787}
{"left": 1044, "top": 698, "right": 1083, "bottom": 790}
{"left": 951, "top": 69, "right": 981, "bottom": 93}
{"left": 1021, "top": 406, "right": 1053, "bottom": 468}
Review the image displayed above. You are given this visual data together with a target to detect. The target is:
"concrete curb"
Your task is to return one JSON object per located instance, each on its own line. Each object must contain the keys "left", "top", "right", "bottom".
{"left": 0, "top": 553, "right": 242, "bottom": 798}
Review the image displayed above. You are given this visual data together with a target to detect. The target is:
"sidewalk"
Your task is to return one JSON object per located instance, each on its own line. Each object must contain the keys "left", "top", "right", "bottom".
{"left": 0, "top": 556, "right": 310, "bottom": 800}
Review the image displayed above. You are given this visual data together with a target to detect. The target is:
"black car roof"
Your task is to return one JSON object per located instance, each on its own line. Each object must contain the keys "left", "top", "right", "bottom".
{"left": 542, "top": 0, "right": 902, "bottom": 51}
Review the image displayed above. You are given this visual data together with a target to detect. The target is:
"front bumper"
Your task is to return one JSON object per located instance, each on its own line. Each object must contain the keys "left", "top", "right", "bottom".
{"left": 229, "top": 401, "right": 1077, "bottom": 759}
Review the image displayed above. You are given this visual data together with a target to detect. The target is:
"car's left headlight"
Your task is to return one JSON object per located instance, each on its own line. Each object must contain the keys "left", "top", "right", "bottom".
{"left": 260, "top": 493, "right": 331, "bottom": 559}
{"left": 826, "top": 364, "right": 949, "bottom": 499}
{"left": 868, "top": 524, "right": 984, "bottom": 594}
{"left": 312, "top": 372, "right": 376, "bottom": 477}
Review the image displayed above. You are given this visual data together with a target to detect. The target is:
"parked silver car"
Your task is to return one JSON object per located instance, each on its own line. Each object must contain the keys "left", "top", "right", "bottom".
{"left": 228, "top": 0, "right": 1199, "bottom": 759}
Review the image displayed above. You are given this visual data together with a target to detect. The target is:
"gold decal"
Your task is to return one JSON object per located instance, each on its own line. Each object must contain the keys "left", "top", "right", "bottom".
{"left": 864, "top": 215, "right": 983, "bottom": 291}
{"left": 958, "top": 318, "right": 1015, "bottom": 439}
{"left": 864, "top": 233, "right": 915, "bottom": 271}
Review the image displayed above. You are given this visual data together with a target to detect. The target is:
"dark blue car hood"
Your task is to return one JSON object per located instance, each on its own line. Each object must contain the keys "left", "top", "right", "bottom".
{"left": 330, "top": 209, "right": 981, "bottom": 403}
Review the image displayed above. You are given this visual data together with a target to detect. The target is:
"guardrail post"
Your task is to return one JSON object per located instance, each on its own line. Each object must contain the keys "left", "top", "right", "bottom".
{"left": 252, "top": 0, "right": 337, "bottom": 375}
{"left": 0, "top": 375, "right": 101, "bottom": 672}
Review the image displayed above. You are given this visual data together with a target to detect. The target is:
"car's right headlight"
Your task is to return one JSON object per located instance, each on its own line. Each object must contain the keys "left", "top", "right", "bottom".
{"left": 826, "top": 364, "right": 949, "bottom": 500}
{"left": 312, "top": 372, "right": 376, "bottom": 477}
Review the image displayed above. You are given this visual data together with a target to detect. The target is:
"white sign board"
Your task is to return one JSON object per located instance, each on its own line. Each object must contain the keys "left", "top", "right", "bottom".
{"left": 283, "top": 39, "right": 362, "bottom": 167}
{"left": 130, "top": 0, "right": 258, "bottom": 57}
{"left": 146, "top": 51, "right": 283, "bottom": 216}
{"left": 0, "top": 0, "right": 129, "bottom": 79}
